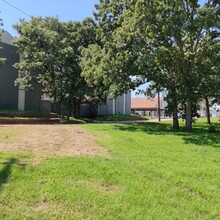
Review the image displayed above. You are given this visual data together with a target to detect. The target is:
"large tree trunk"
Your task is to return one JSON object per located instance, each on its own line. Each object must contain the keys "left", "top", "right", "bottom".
{"left": 60, "top": 101, "right": 64, "bottom": 119}
{"left": 205, "top": 96, "right": 211, "bottom": 124}
{"left": 73, "top": 101, "right": 81, "bottom": 119}
{"left": 168, "top": 67, "right": 179, "bottom": 130}
{"left": 73, "top": 103, "right": 77, "bottom": 118}
{"left": 157, "top": 90, "right": 161, "bottom": 122}
{"left": 67, "top": 108, "right": 72, "bottom": 121}
{"left": 173, "top": 104, "right": 179, "bottom": 131}
{"left": 66, "top": 98, "right": 72, "bottom": 121}
{"left": 76, "top": 103, "right": 81, "bottom": 119}
{"left": 185, "top": 99, "right": 192, "bottom": 131}
{"left": 172, "top": 93, "right": 179, "bottom": 130}
{"left": 170, "top": 83, "right": 179, "bottom": 130}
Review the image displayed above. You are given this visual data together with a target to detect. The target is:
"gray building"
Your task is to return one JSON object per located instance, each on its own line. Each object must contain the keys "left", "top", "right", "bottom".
{"left": 0, "top": 31, "right": 131, "bottom": 116}
{"left": 0, "top": 31, "right": 44, "bottom": 112}
{"left": 0, "top": 31, "right": 19, "bottom": 110}
{"left": 98, "top": 93, "right": 131, "bottom": 115}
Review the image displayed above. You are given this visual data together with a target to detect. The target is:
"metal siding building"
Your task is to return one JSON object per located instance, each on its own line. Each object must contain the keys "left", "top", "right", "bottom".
{"left": 98, "top": 92, "right": 131, "bottom": 115}
{"left": 0, "top": 31, "right": 43, "bottom": 112}
{"left": 0, "top": 39, "right": 19, "bottom": 110}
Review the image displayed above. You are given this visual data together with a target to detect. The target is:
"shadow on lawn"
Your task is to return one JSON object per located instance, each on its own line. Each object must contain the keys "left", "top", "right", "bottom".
{"left": 114, "top": 122, "right": 172, "bottom": 134}
{"left": 113, "top": 122, "right": 220, "bottom": 148}
{"left": 0, "top": 158, "right": 26, "bottom": 189}
{"left": 179, "top": 123, "right": 220, "bottom": 148}
{"left": 180, "top": 132, "right": 220, "bottom": 148}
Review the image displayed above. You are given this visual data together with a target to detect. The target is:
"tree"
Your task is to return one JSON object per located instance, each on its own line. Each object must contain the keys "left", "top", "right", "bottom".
{"left": 14, "top": 17, "right": 98, "bottom": 118}
{"left": 81, "top": 0, "right": 141, "bottom": 99}
{"left": 197, "top": 39, "right": 220, "bottom": 124}
{"left": 81, "top": 0, "right": 182, "bottom": 129}
{"left": 81, "top": 0, "right": 220, "bottom": 131}
{"left": 118, "top": 0, "right": 220, "bottom": 131}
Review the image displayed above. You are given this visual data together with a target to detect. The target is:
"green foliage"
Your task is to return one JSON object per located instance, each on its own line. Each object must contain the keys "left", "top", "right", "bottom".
{"left": 13, "top": 17, "right": 98, "bottom": 117}
{"left": 81, "top": 0, "right": 138, "bottom": 98}
{"left": 81, "top": 0, "right": 220, "bottom": 131}
{"left": 120, "top": 0, "right": 220, "bottom": 131}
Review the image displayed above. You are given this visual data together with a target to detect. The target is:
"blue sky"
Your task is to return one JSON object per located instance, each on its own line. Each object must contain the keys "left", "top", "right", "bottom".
{"left": 1, "top": 0, "right": 99, "bottom": 36}
{"left": 1, "top": 0, "right": 206, "bottom": 37}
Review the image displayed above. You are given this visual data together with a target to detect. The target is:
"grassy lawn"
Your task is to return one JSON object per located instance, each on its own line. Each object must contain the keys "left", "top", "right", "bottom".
{"left": 61, "top": 114, "right": 151, "bottom": 124}
{"left": 0, "top": 119, "right": 220, "bottom": 219}
{"left": 94, "top": 114, "right": 151, "bottom": 121}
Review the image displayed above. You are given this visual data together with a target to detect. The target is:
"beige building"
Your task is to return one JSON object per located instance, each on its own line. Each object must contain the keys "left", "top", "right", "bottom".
{"left": 131, "top": 97, "right": 167, "bottom": 118}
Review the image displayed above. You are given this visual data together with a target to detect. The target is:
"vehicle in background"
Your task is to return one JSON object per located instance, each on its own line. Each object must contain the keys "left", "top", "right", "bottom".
{"left": 178, "top": 112, "right": 200, "bottom": 119}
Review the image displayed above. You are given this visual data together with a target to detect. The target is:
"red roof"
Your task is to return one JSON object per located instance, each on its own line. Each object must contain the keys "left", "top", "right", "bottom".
{"left": 131, "top": 98, "right": 163, "bottom": 110}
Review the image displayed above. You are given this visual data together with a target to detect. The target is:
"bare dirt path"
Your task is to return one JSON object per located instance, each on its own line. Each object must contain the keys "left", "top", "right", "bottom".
{"left": 0, "top": 125, "right": 107, "bottom": 157}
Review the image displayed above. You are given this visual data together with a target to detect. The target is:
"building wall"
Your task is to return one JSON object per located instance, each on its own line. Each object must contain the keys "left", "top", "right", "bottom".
{"left": 98, "top": 100, "right": 110, "bottom": 115}
{"left": 0, "top": 42, "right": 19, "bottom": 110}
{"left": 210, "top": 109, "right": 220, "bottom": 117}
{"left": 133, "top": 109, "right": 165, "bottom": 117}
{"left": 125, "top": 92, "right": 131, "bottom": 115}
{"left": 115, "top": 95, "right": 124, "bottom": 114}
{"left": 98, "top": 92, "right": 131, "bottom": 115}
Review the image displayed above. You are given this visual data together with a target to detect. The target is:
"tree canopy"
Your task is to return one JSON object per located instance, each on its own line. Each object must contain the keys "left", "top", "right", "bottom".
{"left": 14, "top": 17, "right": 99, "bottom": 118}
{"left": 81, "top": 0, "right": 220, "bottom": 130}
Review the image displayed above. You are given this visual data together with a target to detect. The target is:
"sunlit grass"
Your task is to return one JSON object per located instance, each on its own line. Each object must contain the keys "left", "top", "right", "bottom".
{"left": 0, "top": 118, "right": 219, "bottom": 219}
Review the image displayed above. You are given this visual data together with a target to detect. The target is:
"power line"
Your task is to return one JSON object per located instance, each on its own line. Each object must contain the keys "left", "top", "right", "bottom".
{"left": 2, "top": 0, "right": 31, "bottom": 18}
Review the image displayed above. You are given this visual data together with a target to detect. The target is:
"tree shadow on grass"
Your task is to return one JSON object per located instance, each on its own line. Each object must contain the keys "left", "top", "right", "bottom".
{"left": 180, "top": 132, "right": 220, "bottom": 148}
{"left": 112, "top": 122, "right": 220, "bottom": 148}
{"left": 0, "top": 158, "right": 26, "bottom": 190}
{"left": 113, "top": 122, "right": 176, "bottom": 135}
{"left": 178, "top": 122, "right": 220, "bottom": 148}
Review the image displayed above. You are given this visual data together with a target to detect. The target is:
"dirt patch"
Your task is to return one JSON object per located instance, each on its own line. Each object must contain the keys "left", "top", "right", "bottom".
{"left": 0, "top": 125, "right": 107, "bottom": 157}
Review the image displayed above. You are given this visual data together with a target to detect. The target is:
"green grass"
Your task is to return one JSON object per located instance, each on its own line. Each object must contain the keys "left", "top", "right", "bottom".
{"left": 0, "top": 119, "right": 220, "bottom": 219}
{"left": 60, "top": 114, "right": 150, "bottom": 124}
{"left": 94, "top": 114, "right": 151, "bottom": 121}
{"left": 61, "top": 117, "right": 95, "bottom": 124}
